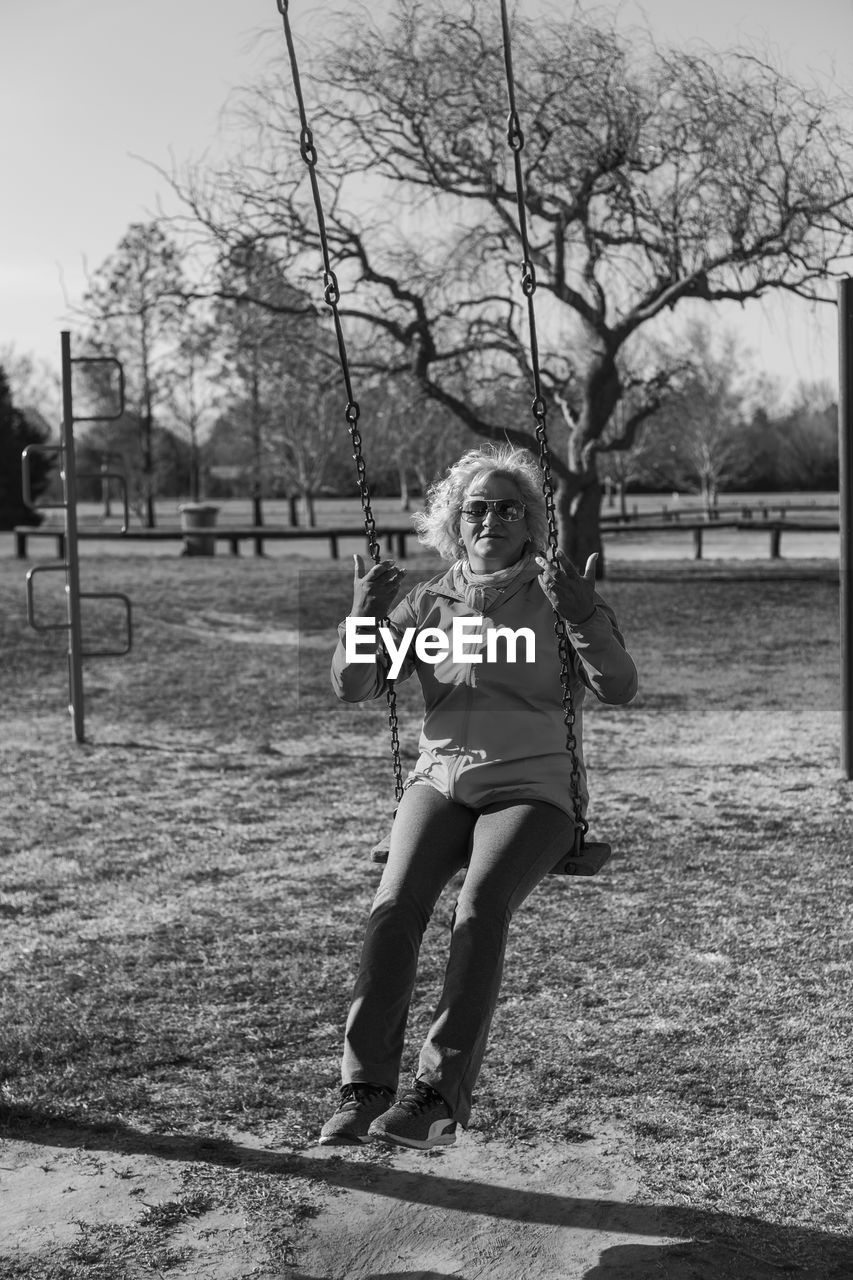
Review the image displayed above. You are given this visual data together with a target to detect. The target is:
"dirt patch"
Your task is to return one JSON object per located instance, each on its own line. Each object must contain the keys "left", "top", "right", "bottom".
{"left": 1, "top": 1119, "right": 804, "bottom": 1278}
{"left": 0, "top": 1123, "right": 685, "bottom": 1280}
{"left": 0, "top": 1133, "right": 267, "bottom": 1277}
{"left": 292, "top": 1125, "right": 677, "bottom": 1280}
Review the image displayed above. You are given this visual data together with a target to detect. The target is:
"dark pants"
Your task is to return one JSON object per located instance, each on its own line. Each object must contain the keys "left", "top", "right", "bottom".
{"left": 341, "top": 783, "right": 570, "bottom": 1126}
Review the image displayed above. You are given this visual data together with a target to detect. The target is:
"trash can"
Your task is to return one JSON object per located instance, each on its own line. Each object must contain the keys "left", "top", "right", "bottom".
{"left": 179, "top": 503, "right": 220, "bottom": 556}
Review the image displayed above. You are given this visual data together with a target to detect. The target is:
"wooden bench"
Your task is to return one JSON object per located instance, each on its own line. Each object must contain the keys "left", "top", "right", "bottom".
{"left": 14, "top": 518, "right": 838, "bottom": 563}
{"left": 735, "top": 519, "right": 839, "bottom": 559}
{"left": 602, "top": 519, "right": 740, "bottom": 559}
{"left": 604, "top": 518, "right": 838, "bottom": 559}
{"left": 13, "top": 524, "right": 414, "bottom": 560}
{"left": 216, "top": 526, "right": 412, "bottom": 559}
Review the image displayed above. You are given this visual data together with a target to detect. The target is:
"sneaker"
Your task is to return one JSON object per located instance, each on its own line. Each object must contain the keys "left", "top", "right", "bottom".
{"left": 368, "top": 1079, "right": 457, "bottom": 1150}
{"left": 318, "top": 1083, "right": 395, "bottom": 1146}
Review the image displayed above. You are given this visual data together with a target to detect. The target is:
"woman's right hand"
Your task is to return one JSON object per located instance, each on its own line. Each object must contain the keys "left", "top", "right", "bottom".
{"left": 350, "top": 554, "right": 406, "bottom": 619}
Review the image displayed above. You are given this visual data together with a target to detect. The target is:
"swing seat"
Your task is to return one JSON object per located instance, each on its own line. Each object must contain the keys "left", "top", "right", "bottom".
{"left": 369, "top": 832, "right": 612, "bottom": 876}
{"left": 550, "top": 840, "right": 612, "bottom": 877}
{"left": 370, "top": 832, "right": 393, "bottom": 864}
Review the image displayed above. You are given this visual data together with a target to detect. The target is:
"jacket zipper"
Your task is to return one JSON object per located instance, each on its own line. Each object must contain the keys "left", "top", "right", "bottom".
{"left": 447, "top": 683, "right": 473, "bottom": 797}
{"left": 446, "top": 613, "right": 485, "bottom": 797}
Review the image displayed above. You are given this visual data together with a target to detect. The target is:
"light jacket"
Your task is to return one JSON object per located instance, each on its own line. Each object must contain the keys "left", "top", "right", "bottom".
{"left": 330, "top": 558, "right": 637, "bottom": 823}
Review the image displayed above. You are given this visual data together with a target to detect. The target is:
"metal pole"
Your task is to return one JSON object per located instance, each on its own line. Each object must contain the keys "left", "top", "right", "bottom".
{"left": 60, "top": 330, "right": 85, "bottom": 743}
{"left": 839, "top": 279, "right": 853, "bottom": 779}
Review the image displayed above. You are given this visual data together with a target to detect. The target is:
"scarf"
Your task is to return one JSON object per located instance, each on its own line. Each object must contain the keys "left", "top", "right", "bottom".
{"left": 451, "top": 550, "right": 541, "bottom": 612}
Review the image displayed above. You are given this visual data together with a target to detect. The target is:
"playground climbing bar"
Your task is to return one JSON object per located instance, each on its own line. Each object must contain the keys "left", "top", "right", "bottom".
{"left": 22, "top": 330, "right": 132, "bottom": 743}
{"left": 61, "top": 330, "right": 85, "bottom": 739}
{"left": 839, "top": 279, "right": 853, "bottom": 779}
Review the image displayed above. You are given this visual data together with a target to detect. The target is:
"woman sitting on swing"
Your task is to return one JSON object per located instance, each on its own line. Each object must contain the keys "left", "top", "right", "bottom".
{"left": 320, "top": 443, "right": 638, "bottom": 1150}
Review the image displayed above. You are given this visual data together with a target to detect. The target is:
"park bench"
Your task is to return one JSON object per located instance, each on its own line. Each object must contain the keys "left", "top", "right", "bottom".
{"left": 604, "top": 518, "right": 838, "bottom": 559}
{"left": 13, "top": 524, "right": 414, "bottom": 561}
{"left": 734, "top": 518, "right": 839, "bottom": 559}
{"left": 13, "top": 517, "right": 838, "bottom": 563}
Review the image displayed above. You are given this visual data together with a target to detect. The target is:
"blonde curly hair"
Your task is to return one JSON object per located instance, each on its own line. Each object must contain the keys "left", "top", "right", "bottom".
{"left": 412, "top": 443, "right": 548, "bottom": 562}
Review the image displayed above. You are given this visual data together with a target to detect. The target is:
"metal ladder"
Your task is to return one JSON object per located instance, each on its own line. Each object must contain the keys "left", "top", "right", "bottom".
{"left": 22, "top": 330, "right": 133, "bottom": 743}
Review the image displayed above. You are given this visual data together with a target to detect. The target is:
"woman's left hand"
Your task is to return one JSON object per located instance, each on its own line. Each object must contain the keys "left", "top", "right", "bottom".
{"left": 535, "top": 550, "right": 598, "bottom": 624}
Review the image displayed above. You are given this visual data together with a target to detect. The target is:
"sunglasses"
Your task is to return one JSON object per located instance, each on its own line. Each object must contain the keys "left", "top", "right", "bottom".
{"left": 460, "top": 498, "right": 527, "bottom": 523}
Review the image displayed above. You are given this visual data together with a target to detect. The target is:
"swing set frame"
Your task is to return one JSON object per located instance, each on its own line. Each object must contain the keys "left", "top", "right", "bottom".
{"left": 274, "top": 0, "right": 611, "bottom": 875}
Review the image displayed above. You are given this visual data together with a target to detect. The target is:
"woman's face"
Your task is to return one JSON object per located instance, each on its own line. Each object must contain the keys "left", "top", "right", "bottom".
{"left": 458, "top": 472, "right": 530, "bottom": 571}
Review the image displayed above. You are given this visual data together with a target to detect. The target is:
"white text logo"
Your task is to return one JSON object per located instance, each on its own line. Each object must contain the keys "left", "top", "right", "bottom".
{"left": 345, "top": 616, "right": 536, "bottom": 678}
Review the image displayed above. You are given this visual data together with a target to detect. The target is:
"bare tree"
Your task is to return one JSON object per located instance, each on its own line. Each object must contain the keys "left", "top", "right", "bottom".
{"left": 209, "top": 237, "right": 331, "bottom": 525}
{"left": 164, "top": 304, "right": 220, "bottom": 502}
{"left": 263, "top": 374, "right": 344, "bottom": 523}
{"left": 77, "top": 222, "right": 184, "bottom": 526}
{"left": 639, "top": 322, "right": 773, "bottom": 510}
{"left": 597, "top": 401, "right": 661, "bottom": 519}
{"left": 775, "top": 379, "right": 838, "bottom": 490}
{"left": 363, "top": 371, "right": 470, "bottom": 509}
{"left": 0, "top": 365, "right": 53, "bottom": 528}
{"left": 0, "top": 344, "right": 61, "bottom": 430}
{"left": 165, "top": 0, "right": 853, "bottom": 567}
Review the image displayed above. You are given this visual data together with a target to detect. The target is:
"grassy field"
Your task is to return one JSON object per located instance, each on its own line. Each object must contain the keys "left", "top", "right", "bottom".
{"left": 0, "top": 550, "right": 850, "bottom": 1277}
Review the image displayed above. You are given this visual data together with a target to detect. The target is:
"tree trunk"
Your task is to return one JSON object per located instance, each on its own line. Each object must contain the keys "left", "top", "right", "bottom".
{"left": 557, "top": 476, "right": 606, "bottom": 577}
{"left": 142, "top": 404, "right": 155, "bottom": 528}
{"left": 398, "top": 465, "right": 410, "bottom": 512}
{"left": 558, "top": 350, "right": 618, "bottom": 577}
{"left": 701, "top": 476, "right": 713, "bottom": 518}
{"left": 190, "top": 425, "right": 200, "bottom": 503}
{"left": 250, "top": 347, "right": 263, "bottom": 530}
{"left": 101, "top": 455, "right": 112, "bottom": 519}
{"left": 140, "top": 315, "right": 156, "bottom": 529}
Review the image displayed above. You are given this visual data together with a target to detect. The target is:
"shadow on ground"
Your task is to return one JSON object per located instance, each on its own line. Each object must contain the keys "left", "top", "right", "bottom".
{"left": 2, "top": 1105, "right": 849, "bottom": 1279}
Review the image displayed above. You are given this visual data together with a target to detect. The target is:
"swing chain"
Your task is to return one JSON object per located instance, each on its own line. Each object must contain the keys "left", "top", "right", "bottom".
{"left": 350, "top": 421, "right": 379, "bottom": 557}
{"left": 499, "top": 0, "right": 587, "bottom": 841}
{"left": 387, "top": 688, "right": 404, "bottom": 800}
{"left": 300, "top": 128, "right": 318, "bottom": 168}
{"left": 275, "top": 1, "right": 379, "bottom": 553}
{"left": 276, "top": 0, "right": 403, "bottom": 801}
{"left": 323, "top": 269, "right": 341, "bottom": 308}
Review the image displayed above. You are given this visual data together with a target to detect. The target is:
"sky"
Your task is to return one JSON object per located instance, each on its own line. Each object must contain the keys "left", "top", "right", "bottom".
{"left": 3, "top": 0, "right": 853, "bottom": 403}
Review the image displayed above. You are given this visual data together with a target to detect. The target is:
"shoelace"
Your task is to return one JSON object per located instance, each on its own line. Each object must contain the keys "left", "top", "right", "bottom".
{"left": 339, "top": 1083, "right": 388, "bottom": 1111}
{"left": 398, "top": 1082, "right": 447, "bottom": 1115}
